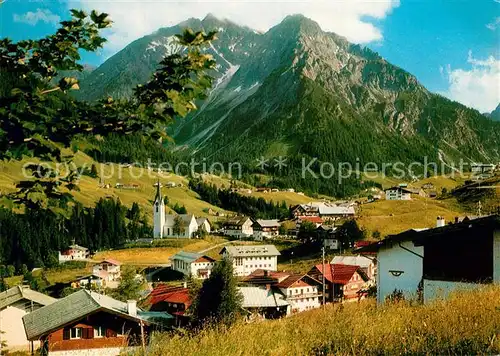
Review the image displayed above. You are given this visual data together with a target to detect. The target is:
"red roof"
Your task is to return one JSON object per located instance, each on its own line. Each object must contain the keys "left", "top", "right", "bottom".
{"left": 298, "top": 216, "right": 323, "bottom": 224}
{"left": 194, "top": 256, "right": 216, "bottom": 263}
{"left": 275, "top": 274, "right": 311, "bottom": 288}
{"left": 313, "top": 264, "right": 365, "bottom": 285}
{"left": 354, "top": 241, "right": 372, "bottom": 248}
{"left": 146, "top": 284, "right": 192, "bottom": 308}
{"left": 101, "top": 258, "right": 122, "bottom": 266}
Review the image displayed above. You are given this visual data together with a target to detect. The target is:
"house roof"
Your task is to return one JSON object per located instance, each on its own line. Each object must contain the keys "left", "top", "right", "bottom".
{"left": 243, "top": 269, "right": 291, "bottom": 284}
{"left": 317, "top": 225, "right": 337, "bottom": 232}
{"left": 165, "top": 214, "right": 196, "bottom": 226}
{"left": 196, "top": 218, "right": 211, "bottom": 226}
{"left": 275, "top": 274, "right": 311, "bottom": 289}
{"left": 384, "top": 186, "right": 413, "bottom": 193}
{"left": 331, "top": 255, "right": 373, "bottom": 269}
{"left": 413, "top": 215, "right": 500, "bottom": 246}
{"left": 313, "top": 264, "right": 368, "bottom": 285}
{"left": 22, "top": 290, "right": 171, "bottom": 340}
{"left": 220, "top": 245, "right": 280, "bottom": 257}
{"left": 354, "top": 228, "right": 427, "bottom": 253}
{"left": 194, "top": 256, "right": 216, "bottom": 263}
{"left": 169, "top": 251, "right": 215, "bottom": 264}
{"left": 169, "top": 251, "right": 201, "bottom": 263}
{"left": 66, "top": 244, "right": 88, "bottom": 252}
{"left": 318, "top": 205, "right": 355, "bottom": 215}
{"left": 357, "top": 215, "right": 500, "bottom": 253}
{"left": 73, "top": 274, "right": 105, "bottom": 282}
{"left": 0, "top": 286, "right": 57, "bottom": 310}
{"left": 254, "top": 219, "right": 280, "bottom": 228}
{"left": 223, "top": 216, "right": 252, "bottom": 227}
{"left": 147, "top": 285, "right": 192, "bottom": 309}
{"left": 295, "top": 202, "right": 355, "bottom": 216}
{"left": 239, "top": 286, "right": 289, "bottom": 308}
{"left": 100, "top": 258, "right": 121, "bottom": 266}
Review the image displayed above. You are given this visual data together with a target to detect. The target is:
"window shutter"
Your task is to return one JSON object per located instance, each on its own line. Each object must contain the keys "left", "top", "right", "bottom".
{"left": 86, "top": 328, "right": 94, "bottom": 339}
{"left": 106, "top": 328, "right": 112, "bottom": 338}
{"left": 63, "top": 328, "right": 70, "bottom": 340}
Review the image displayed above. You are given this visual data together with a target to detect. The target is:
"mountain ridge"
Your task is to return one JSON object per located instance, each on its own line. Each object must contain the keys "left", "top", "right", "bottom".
{"left": 76, "top": 14, "right": 500, "bottom": 178}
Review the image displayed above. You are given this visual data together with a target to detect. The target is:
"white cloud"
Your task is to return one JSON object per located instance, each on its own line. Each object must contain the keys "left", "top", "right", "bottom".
{"left": 13, "top": 8, "right": 61, "bottom": 26}
{"left": 441, "top": 51, "right": 500, "bottom": 113}
{"left": 486, "top": 17, "right": 500, "bottom": 30}
{"left": 71, "top": 0, "right": 399, "bottom": 56}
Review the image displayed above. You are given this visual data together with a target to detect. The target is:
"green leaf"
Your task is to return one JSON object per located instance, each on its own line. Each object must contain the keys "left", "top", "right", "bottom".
{"left": 70, "top": 9, "right": 87, "bottom": 20}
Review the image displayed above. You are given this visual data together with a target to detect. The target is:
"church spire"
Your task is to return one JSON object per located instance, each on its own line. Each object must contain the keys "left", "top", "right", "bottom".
{"left": 154, "top": 180, "right": 162, "bottom": 204}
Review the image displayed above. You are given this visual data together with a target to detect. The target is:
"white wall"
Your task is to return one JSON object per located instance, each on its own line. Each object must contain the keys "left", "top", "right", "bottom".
{"left": 281, "top": 286, "right": 320, "bottom": 313}
{"left": 153, "top": 201, "right": 165, "bottom": 238}
{"left": 377, "top": 240, "right": 423, "bottom": 303}
{"left": 190, "top": 261, "right": 215, "bottom": 279}
{"left": 0, "top": 306, "right": 40, "bottom": 351}
{"left": 227, "top": 254, "right": 278, "bottom": 276}
{"left": 423, "top": 279, "right": 481, "bottom": 303}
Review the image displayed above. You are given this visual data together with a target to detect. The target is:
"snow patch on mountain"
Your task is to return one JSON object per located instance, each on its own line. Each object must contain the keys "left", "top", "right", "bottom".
{"left": 145, "top": 36, "right": 182, "bottom": 55}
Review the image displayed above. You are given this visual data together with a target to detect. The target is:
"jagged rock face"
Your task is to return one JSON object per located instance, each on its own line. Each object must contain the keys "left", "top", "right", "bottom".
{"left": 488, "top": 104, "right": 500, "bottom": 121}
{"left": 78, "top": 15, "right": 500, "bottom": 165}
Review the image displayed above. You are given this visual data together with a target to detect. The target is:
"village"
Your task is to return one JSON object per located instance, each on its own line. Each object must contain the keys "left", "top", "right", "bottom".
{"left": 1, "top": 175, "right": 499, "bottom": 356}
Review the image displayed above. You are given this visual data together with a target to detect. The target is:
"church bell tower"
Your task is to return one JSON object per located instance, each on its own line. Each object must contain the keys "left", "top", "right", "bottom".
{"left": 153, "top": 181, "right": 165, "bottom": 238}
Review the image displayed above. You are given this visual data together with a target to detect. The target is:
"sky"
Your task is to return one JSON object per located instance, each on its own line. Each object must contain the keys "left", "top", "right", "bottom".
{"left": 1, "top": 0, "right": 499, "bottom": 113}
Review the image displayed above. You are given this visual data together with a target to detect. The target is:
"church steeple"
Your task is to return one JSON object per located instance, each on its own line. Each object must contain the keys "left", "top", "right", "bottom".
{"left": 153, "top": 180, "right": 165, "bottom": 238}
{"left": 154, "top": 180, "right": 162, "bottom": 205}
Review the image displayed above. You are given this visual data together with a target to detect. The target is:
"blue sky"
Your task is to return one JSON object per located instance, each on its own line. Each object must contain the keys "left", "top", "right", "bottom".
{"left": 1, "top": 0, "right": 498, "bottom": 112}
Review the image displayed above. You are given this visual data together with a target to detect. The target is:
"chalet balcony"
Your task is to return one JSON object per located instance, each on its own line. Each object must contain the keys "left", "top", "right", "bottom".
{"left": 286, "top": 292, "right": 322, "bottom": 299}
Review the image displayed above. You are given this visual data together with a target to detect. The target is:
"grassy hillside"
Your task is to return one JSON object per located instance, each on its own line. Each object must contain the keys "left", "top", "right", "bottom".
{"left": 358, "top": 196, "right": 465, "bottom": 237}
{"left": 144, "top": 285, "right": 500, "bottom": 355}
{"left": 0, "top": 154, "right": 319, "bottom": 222}
{"left": 93, "top": 237, "right": 227, "bottom": 265}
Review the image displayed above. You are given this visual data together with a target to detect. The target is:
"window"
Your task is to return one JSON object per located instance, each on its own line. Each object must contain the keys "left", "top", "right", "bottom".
{"left": 70, "top": 327, "right": 82, "bottom": 339}
{"left": 94, "top": 326, "right": 106, "bottom": 338}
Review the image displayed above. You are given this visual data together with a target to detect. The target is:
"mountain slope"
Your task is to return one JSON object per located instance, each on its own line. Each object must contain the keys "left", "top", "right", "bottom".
{"left": 487, "top": 104, "right": 500, "bottom": 121}
{"left": 78, "top": 15, "right": 500, "bottom": 177}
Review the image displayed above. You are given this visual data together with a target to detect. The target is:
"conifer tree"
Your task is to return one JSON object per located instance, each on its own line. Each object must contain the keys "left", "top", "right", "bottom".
{"left": 192, "top": 257, "right": 243, "bottom": 327}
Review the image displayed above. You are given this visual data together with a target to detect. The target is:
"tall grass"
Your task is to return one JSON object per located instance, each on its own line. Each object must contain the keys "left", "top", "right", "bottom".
{"left": 144, "top": 285, "right": 500, "bottom": 355}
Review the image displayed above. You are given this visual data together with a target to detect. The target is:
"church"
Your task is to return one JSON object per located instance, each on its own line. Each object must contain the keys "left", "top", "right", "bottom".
{"left": 153, "top": 183, "right": 200, "bottom": 238}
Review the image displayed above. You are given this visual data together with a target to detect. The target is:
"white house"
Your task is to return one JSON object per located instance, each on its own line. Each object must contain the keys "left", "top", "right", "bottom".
{"left": 222, "top": 217, "right": 254, "bottom": 239}
{"left": 359, "top": 215, "right": 500, "bottom": 303}
{"left": 196, "top": 218, "right": 212, "bottom": 234}
{"left": 384, "top": 186, "right": 412, "bottom": 200}
{"left": 220, "top": 245, "right": 280, "bottom": 276}
{"left": 170, "top": 251, "right": 216, "bottom": 279}
{"left": 92, "top": 258, "right": 122, "bottom": 284}
{"left": 252, "top": 219, "right": 280, "bottom": 241}
{"left": 357, "top": 229, "right": 425, "bottom": 303}
{"left": 163, "top": 214, "right": 199, "bottom": 238}
{"left": 412, "top": 215, "right": 500, "bottom": 303}
{"left": 0, "top": 286, "right": 56, "bottom": 352}
{"left": 291, "top": 202, "right": 355, "bottom": 221}
{"left": 58, "top": 244, "right": 90, "bottom": 263}
{"left": 275, "top": 274, "right": 321, "bottom": 314}
{"left": 153, "top": 183, "right": 198, "bottom": 238}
